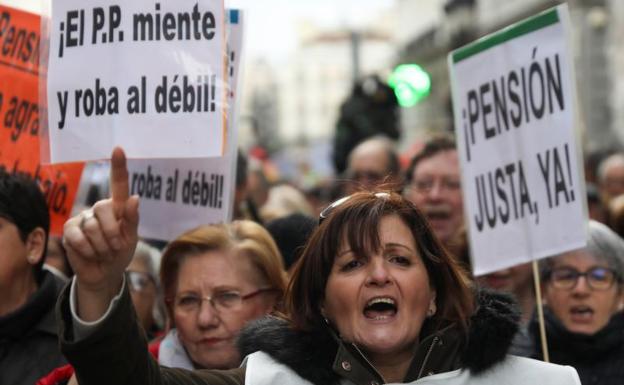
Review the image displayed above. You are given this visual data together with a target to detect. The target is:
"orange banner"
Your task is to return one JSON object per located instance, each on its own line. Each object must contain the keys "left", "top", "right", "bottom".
{"left": 0, "top": 5, "right": 84, "bottom": 235}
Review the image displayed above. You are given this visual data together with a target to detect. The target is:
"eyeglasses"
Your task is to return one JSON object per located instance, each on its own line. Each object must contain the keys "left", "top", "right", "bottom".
{"left": 548, "top": 267, "right": 619, "bottom": 291}
{"left": 127, "top": 271, "right": 155, "bottom": 292}
{"left": 319, "top": 192, "right": 390, "bottom": 224}
{"left": 409, "top": 177, "right": 461, "bottom": 194}
{"left": 170, "top": 288, "right": 274, "bottom": 314}
{"left": 349, "top": 170, "right": 385, "bottom": 182}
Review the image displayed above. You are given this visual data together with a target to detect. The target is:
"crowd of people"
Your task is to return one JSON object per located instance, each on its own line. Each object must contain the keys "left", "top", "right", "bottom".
{"left": 1, "top": 132, "right": 624, "bottom": 385}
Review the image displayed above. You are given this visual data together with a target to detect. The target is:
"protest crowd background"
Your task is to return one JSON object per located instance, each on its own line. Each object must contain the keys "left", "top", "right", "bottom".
{"left": 2, "top": 1, "right": 624, "bottom": 385}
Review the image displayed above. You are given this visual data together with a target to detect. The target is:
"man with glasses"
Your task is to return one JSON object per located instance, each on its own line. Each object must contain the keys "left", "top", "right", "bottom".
{"left": 404, "top": 135, "right": 464, "bottom": 250}
{"left": 597, "top": 152, "right": 624, "bottom": 207}
{"left": 344, "top": 136, "right": 401, "bottom": 195}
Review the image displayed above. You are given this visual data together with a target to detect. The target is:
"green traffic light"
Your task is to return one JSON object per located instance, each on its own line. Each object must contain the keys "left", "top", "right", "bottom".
{"left": 388, "top": 64, "right": 431, "bottom": 107}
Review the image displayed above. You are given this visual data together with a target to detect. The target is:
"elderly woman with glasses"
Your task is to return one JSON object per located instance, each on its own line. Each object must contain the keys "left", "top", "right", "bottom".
{"left": 518, "top": 220, "right": 624, "bottom": 385}
{"left": 57, "top": 149, "right": 580, "bottom": 385}
{"left": 41, "top": 207, "right": 287, "bottom": 385}
{"left": 155, "top": 222, "right": 287, "bottom": 369}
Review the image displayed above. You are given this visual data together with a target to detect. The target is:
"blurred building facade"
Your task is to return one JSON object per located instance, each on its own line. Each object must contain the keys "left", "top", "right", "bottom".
{"left": 239, "top": 0, "right": 623, "bottom": 181}
{"left": 394, "top": 0, "right": 623, "bottom": 155}
{"left": 241, "top": 15, "right": 397, "bottom": 179}
{"left": 239, "top": 59, "right": 280, "bottom": 152}
{"left": 278, "top": 21, "right": 396, "bottom": 144}
{"left": 610, "top": 0, "right": 624, "bottom": 146}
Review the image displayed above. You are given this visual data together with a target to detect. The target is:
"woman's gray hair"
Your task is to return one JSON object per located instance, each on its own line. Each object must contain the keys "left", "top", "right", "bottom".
{"left": 542, "top": 220, "right": 624, "bottom": 280}
{"left": 133, "top": 241, "right": 161, "bottom": 280}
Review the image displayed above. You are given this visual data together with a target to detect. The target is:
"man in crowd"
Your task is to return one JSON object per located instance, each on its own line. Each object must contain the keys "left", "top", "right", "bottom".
{"left": 404, "top": 135, "right": 464, "bottom": 250}
{"left": 344, "top": 136, "right": 401, "bottom": 194}
{"left": 597, "top": 152, "right": 624, "bottom": 206}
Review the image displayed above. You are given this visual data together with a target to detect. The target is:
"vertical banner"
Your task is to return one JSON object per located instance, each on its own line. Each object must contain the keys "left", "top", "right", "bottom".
{"left": 44, "top": 0, "right": 227, "bottom": 162}
{"left": 448, "top": 5, "right": 587, "bottom": 275}
{"left": 0, "top": 5, "right": 83, "bottom": 235}
{"left": 126, "top": 9, "right": 244, "bottom": 241}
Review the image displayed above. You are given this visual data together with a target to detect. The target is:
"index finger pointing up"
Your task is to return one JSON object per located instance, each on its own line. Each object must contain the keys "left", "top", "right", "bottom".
{"left": 110, "top": 147, "right": 129, "bottom": 218}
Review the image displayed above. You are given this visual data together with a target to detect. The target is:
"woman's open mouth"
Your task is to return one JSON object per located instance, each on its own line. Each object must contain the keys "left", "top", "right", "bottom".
{"left": 569, "top": 305, "right": 594, "bottom": 323}
{"left": 363, "top": 297, "right": 397, "bottom": 321}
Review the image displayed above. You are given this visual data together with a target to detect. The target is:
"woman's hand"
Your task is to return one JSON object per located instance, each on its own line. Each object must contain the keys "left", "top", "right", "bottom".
{"left": 63, "top": 147, "right": 139, "bottom": 321}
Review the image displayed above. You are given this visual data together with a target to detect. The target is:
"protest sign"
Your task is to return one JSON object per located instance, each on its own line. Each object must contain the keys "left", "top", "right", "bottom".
{"left": 127, "top": 156, "right": 232, "bottom": 240}
{"left": 127, "top": 9, "right": 243, "bottom": 241}
{"left": 448, "top": 4, "right": 587, "bottom": 275}
{"left": 44, "top": 0, "right": 226, "bottom": 163}
{"left": 0, "top": 5, "right": 84, "bottom": 235}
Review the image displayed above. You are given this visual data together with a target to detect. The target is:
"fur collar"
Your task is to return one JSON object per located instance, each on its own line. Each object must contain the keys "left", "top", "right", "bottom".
{"left": 238, "top": 289, "right": 519, "bottom": 385}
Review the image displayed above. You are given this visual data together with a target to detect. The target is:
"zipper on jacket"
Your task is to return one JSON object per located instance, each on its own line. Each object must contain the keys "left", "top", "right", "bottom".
{"left": 417, "top": 336, "right": 439, "bottom": 379}
{"left": 351, "top": 342, "right": 386, "bottom": 383}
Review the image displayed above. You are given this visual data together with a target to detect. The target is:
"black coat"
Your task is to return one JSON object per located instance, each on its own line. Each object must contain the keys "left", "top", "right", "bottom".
{"left": 527, "top": 308, "right": 624, "bottom": 385}
{"left": 0, "top": 271, "right": 67, "bottom": 385}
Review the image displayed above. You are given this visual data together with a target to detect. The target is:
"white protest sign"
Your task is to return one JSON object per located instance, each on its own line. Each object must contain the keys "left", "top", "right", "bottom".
{"left": 448, "top": 4, "right": 587, "bottom": 276}
{"left": 127, "top": 9, "right": 244, "bottom": 241}
{"left": 45, "top": 0, "right": 226, "bottom": 163}
{"left": 128, "top": 156, "right": 232, "bottom": 240}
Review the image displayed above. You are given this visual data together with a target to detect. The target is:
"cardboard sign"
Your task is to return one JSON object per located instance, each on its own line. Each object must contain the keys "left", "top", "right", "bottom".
{"left": 45, "top": 0, "right": 226, "bottom": 163}
{"left": 0, "top": 5, "right": 84, "bottom": 235}
{"left": 127, "top": 9, "right": 244, "bottom": 241}
{"left": 448, "top": 5, "right": 586, "bottom": 275}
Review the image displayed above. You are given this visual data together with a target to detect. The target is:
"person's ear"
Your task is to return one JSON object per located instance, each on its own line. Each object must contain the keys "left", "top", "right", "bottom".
{"left": 25, "top": 227, "right": 46, "bottom": 265}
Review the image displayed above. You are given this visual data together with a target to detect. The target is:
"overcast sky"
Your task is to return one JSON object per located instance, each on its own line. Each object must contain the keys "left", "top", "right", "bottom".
{"left": 225, "top": 0, "right": 395, "bottom": 62}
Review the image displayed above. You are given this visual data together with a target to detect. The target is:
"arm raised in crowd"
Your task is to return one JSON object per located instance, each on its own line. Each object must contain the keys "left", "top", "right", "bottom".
{"left": 59, "top": 148, "right": 245, "bottom": 385}
{"left": 62, "top": 147, "right": 139, "bottom": 321}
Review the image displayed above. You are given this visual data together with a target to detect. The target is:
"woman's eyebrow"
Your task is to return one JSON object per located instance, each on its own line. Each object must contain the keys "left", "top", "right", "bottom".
{"left": 175, "top": 290, "right": 198, "bottom": 296}
{"left": 211, "top": 285, "right": 240, "bottom": 292}
{"left": 384, "top": 242, "right": 415, "bottom": 253}
{"left": 177, "top": 285, "right": 239, "bottom": 295}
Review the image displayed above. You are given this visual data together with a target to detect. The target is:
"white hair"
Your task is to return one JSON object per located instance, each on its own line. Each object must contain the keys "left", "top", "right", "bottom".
{"left": 597, "top": 153, "right": 624, "bottom": 183}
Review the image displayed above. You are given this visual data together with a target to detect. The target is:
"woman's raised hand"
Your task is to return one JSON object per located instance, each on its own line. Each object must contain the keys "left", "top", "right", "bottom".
{"left": 63, "top": 147, "right": 139, "bottom": 321}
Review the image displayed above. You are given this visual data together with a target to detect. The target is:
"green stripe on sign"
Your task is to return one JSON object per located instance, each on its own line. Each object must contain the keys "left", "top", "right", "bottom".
{"left": 452, "top": 7, "right": 559, "bottom": 63}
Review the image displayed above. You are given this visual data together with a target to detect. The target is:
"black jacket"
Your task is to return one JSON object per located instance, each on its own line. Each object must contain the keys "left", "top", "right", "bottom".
{"left": 59, "top": 283, "right": 522, "bottom": 385}
{"left": 526, "top": 309, "right": 624, "bottom": 385}
{"left": 0, "top": 271, "right": 67, "bottom": 385}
